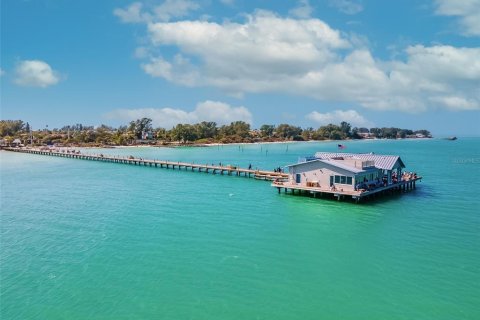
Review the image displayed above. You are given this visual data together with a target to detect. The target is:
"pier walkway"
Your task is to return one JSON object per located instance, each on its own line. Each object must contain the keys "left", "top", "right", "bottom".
{"left": 3, "top": 147, "right": 288, "bottom": 181}
{"left": 272, "top": 176, "right": 421, "bottom": 202}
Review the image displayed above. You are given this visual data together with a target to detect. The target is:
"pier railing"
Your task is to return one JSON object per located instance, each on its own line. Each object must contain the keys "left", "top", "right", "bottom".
{"left": 3, "top": 147, "right": 289, "bottom": 181}
{"left": 272, "top": 174, "right": 421, "bottom": 202}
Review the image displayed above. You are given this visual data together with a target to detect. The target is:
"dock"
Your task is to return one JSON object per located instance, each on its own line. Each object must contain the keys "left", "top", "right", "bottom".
{"left": 2, "top": 147, "right": 422, "bottom": 203}
{"left": 2, "top": 147, "right": 288, "bottom": 181}
{"left": 273, "top": 151, "right": 422, "bottom": 203}
{"left": 272, "top": 177, "right": 421, "bottom": 203}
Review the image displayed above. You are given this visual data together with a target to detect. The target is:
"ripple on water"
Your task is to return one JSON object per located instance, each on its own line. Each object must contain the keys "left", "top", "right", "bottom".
{"left": 1, "top": 140, "right": 480, "bottom": 320}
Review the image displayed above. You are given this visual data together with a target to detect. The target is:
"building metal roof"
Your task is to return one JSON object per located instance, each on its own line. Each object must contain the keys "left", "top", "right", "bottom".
{"left": 285, "top": 159, "right": 378, "bottom": 174}
{"left": 285, "top": 159, "right": 319, "bottom": 168}
{"left": 314, "top": 152, "right": 405, "bottom": 170}
{"left": 320, "top": 160, "right": 368, "bottom": 174}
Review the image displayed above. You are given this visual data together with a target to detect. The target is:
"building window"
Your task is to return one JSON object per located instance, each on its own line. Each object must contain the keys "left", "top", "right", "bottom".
{"left": 334, "top": 175, "right": 352, "bottom": 185}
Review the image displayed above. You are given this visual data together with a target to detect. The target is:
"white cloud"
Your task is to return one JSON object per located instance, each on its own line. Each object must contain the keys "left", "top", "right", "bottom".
{"left": 154, "top": 0, "right": 199, "bottom": 22}
{"left": 114, "top": 0, "right": 199, "bottom": 24}
{"left": 146, "top": 14, "right": 480, "bottom": 112}
{"left": 429, "top": 96, "right": 480, "bottom": 110}
{"left": 307, "top": 109, "right": 373, "bottom": 127}
{"left": 434, "top": 0, "right": 480, "bottom": 36}
{"left": 378, "top": 45, "right": 480, "bottom": 111}
{"left": 194, "top": 100, "right": 252, "bottom": 124}
{"left": 400, "top": 45, "right": 480, "bottom": 81}
{"left": 113, "top": 2, "right": 151, "bottom": 23}
{"left": 14, "top": 60, "right": 60, "bottom": 88}
{"left": 105, "top": 100, "right": 252, "bottom": 128}
{"left": 145, "top": 10, "right": 349, "bottom": 95}
{"left": 120, "top": 9, "right": 479, "bottom": 113}
{"left": 142, "top": 55, "right": 199, "bottom": 86}
{"left": 328, "top": 0, "right": 363, "bottom": 15}
{"left": 0, "top": 68, "right": 5, "bottom": 76}
{"left": 289, "top": 0, "right": 313, "bottom": 19}
{"left": 142, "top": 57, "right": 172, "bottom": 78}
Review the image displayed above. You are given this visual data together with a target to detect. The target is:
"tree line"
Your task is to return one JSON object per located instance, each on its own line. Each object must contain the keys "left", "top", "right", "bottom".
{"left": 0, "top": 119, "right": 432, "bottom": 146}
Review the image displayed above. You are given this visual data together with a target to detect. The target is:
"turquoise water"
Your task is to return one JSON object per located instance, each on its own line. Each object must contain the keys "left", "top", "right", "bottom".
{"left": 1, "top": 139, "right": 479, "bottom": 319}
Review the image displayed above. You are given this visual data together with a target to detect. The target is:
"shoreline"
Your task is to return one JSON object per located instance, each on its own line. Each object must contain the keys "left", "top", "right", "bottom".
{"left": 94, "top": 137, "right": 435, "bottom": 149}
{"left": 5, "top": 137, "right": 434, "bottom": 150}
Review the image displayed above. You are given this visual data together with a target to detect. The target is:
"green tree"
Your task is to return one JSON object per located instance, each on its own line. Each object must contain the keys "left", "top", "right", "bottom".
{"left": 219, "top": 121, "right": 251, "bottom": 139}
{"left": 94, "top": 124, "right": 113, "bottom": 144}
{"left": 340, "top": 121, "right": 351, "bottom": 137}
{"left": 301, "top": 127, "right": 314, "bottom": 140}
{"left": 317, "top": 124, "right": 345, "bottom": 140}
{"left": 381, "top": 127, "right": 398, "bottom": 139}
{"left": 275, "top": 124, "right": 302, "bottom": 139}
{"left": 0, "top": 120, "right": 25, "bottom": 137}
{"left": 231, "top": 121, "right": 251, "bottom": 138}
{"left": 155, "top": 128, "right": 169, "bottom": 141}
{"left": 195, "top": 121, "right": 218, "bottom": 139}
{"left": 370, "top": 127, "right": 382, "bottom": 138}
{"left": 351, "top": 127, "right": 361, "bottom": 139}
{"left": 171, "top": 124, "right": 198, "bottom": 142}
{"left": 129, "top": 118, "right": 153, "bottom": 139}
{"left": 260, "top": 124, "right": 275, "bottom": 138}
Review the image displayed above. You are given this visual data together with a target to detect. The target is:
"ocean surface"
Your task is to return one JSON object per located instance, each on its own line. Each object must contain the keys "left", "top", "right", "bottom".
{"left": 1, "top": 138, "right": 479, "bottom": 319}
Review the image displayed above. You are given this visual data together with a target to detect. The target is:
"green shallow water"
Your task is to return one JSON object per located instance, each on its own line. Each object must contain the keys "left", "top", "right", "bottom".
{"left": 1, "top": 139, "right": 479, "bottom": 319}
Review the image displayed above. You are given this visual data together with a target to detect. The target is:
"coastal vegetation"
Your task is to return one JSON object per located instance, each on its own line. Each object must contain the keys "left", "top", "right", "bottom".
{"left": 0, "top": 119, "right": 432, "bottom": 147}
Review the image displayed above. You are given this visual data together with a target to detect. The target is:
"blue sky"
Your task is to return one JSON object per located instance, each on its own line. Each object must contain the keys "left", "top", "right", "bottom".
{"left": 1, "top": 0, "right": 479, "bottom": 136}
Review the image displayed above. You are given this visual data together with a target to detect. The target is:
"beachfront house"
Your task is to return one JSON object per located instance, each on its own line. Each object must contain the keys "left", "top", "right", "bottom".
{"left": 141, "top": 130, "right": 154, "bottom": 140}
{"left": 12, "top": 138, "right": 22, "bottom": 147}
{"left": 284, "top": 152, "right": 405, "bottom": 192}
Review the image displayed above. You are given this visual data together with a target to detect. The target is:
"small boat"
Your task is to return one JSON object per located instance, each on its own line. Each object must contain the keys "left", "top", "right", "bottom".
{"left": 446, "top": 136, "right": 457, "bottom": 140}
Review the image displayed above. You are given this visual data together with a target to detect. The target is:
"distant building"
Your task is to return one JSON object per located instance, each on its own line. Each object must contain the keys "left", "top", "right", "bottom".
{"left": 249, "top": 129, "right": 261, "bottom": 137}
{"left": 12, "top": 138, "right": 22, "bottom": 147}
{"left": 285, "top": 152, "right": 405, "bottom": 191}
{"left": 141, "top": 131, "right": 154, "bottom": 140}
{"left": 358, "top": 132, "right": 373, "bottom": 139}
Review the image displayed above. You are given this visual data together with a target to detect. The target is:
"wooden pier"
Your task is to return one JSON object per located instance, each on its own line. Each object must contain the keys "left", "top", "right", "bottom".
{"left": 2, "top": 147, "right": 422, "bottom": 203}
{"left": 3, "top": 147, "right": 288, "bottom": 181}
{"left": 272, "top": 176, "right": 421, "bottom": 203}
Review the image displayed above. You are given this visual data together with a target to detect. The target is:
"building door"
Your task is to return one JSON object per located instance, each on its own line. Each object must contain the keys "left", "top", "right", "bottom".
{"left": 296, "top": 174, "right": 301, "bottom": 184}
{"left": 330, "top": 176, "right": 334, "bottom": 186}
